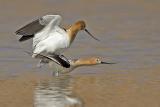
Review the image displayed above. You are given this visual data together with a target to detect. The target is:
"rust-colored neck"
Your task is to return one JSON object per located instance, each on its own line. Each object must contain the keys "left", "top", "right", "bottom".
{"left": 72, "top": 58, "right": 96, "bottom": 68}
{"left": 67, "top": 25, "right": 80, "bottom": 44}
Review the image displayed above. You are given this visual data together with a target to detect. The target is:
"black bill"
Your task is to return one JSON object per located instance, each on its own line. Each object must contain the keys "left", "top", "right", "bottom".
{"left": 101, "top": 61, "right": 116, "bottom": 64}
{"left": 84, "top": 29, "right": 100, "bottom": 41}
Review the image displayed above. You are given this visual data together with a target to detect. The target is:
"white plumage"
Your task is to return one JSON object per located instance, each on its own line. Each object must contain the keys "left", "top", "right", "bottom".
{"left": 32, "top": 15, "right": 70, "bottom": 57}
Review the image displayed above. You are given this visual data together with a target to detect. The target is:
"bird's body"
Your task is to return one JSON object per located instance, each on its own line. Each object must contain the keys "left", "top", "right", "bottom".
{"left": 33, "top": 26, "right": 70, "bottom": 56}
{"left": 38, "top": 54, "right": 116, "bottom": 76}
{"left": 31, "top": 15, "right": 69, "bottom": 57}
{"left": 15, "top": 14, "right": 99, "bottom": 68}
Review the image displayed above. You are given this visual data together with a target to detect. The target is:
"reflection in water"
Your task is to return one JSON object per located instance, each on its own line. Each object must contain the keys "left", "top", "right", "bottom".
{"left": 34, "top": 75, "right": 84, "bottom": 107}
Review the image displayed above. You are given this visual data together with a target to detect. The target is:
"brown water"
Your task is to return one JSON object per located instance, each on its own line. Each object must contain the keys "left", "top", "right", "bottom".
{"left": 0, "top": 0, "right": 160, "bottom": 107}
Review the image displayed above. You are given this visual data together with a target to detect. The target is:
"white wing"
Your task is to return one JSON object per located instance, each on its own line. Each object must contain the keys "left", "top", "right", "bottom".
{"left": 33, "top": 15, "right": 66, "bottom": 49}
{"left": 39, "top": 15, "right": 62, "bottom": 32}
{"left": 15, "top": 15, "right": 62, "bottom": 42}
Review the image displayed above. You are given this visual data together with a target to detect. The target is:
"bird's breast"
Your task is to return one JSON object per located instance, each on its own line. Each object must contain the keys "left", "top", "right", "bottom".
{"left": 44, "top": 31, "right": 70, "bottom": 53}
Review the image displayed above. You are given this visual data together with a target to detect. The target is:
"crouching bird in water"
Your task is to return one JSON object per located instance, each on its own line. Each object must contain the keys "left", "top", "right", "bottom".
{"left": 15, "top": 15, "right": 99, "bottom": 68}
{"left": 36, "top": 54, "right": 116, "bottom": 76}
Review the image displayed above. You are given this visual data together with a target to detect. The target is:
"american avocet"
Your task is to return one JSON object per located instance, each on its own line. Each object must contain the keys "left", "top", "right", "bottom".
{"left": 15, "top": 15, "right": 99, "bottom": 68}
{"left": 37, "top": 54, "right": 116, "bottom": 76}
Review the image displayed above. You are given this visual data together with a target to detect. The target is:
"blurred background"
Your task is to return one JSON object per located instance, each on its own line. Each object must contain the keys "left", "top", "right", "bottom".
{"left": 0, "top": 0, "right": 160, "bottom": 107}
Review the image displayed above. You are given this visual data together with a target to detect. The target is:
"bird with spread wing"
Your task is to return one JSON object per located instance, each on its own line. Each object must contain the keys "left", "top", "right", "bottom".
{"left": 15, "top": 15, "right": 99, "bottom": 68}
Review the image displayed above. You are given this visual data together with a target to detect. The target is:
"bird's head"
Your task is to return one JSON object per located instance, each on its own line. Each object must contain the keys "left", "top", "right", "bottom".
{"left": 88, "top": 57, "right": 116, "bottom": 65}
{"left": 74, "top": 20, "right": 86, "bottom": 30}
{"left": 73, "top": 20, "right": 99, "bottom": 41}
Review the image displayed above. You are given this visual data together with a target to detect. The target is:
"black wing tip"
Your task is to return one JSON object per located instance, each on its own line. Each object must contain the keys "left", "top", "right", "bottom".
{"left": 53, "top": 55, "right": 70, "bottom": 68}
{"left": 56, "top": 57, "right": 70, "bottom": 68}
{"left": 15, "top": 30, "right": 20, "bottom": 35}
{"left": 18, "top": 35, "right": 34, "bottom": 42}
{"left": 58, "top": 55, "right": 70, "bottom": 68}
{"left": 63, "top": 63, "right": 70, "bottom": 68}
{"left": 19, "top": 36, "right": 25, "bottom": 42}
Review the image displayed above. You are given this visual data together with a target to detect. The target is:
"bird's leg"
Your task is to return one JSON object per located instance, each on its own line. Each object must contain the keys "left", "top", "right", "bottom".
{"left": 54, "top": 71, "right": 59, "bottom": 77}
{"left": 37, "top": 59, "right": 43, "bottom": 68}
{"left": 37, "top": 58, "right": 49, "bottom": 68}
{"left": 52, "top": 66, "right": 59, "bottom": 77}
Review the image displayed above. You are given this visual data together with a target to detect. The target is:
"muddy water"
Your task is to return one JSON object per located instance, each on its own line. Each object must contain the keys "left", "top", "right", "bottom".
{"left": 0, "top": 0, "right": 160, "bottom": 107}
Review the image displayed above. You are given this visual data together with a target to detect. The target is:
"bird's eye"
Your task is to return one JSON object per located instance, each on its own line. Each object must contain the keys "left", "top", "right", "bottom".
{"left": 81, "top": 25, "right": 84, "bottom": 28}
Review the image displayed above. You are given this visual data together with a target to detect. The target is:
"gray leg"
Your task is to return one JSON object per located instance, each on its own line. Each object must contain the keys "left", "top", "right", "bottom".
{"left": 54, "top": 71, "right": 59, "bottom": 76}
{"left": 37, "top": 58, "right": 49, "bottom": 68}
{"left": 37, "top": 59, "right": 43, "bottom": 68}
{"left": 52, "top": 67, "right": 59, "bottom": 76}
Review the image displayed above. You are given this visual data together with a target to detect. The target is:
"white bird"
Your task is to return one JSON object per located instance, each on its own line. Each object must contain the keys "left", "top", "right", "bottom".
{"left": 15, "top": 15, "right": 99, "bottom": 68}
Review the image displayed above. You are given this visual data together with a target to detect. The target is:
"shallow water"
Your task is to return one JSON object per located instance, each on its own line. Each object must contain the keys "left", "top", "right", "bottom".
{"left": 34, "top": 75, "right": 84, "bottom": 107}
{"left": 0, "top": 0, "right": 160, "bottom": 107}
